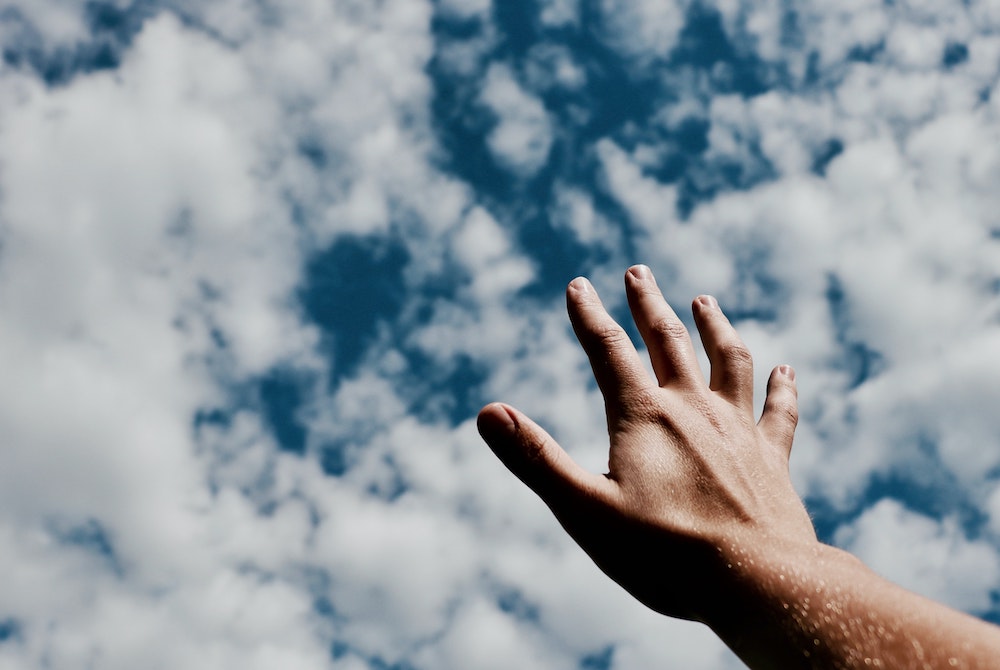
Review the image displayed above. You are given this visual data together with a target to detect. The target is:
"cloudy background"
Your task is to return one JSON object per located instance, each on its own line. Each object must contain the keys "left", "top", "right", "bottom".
{"left": 1, "top": 0, "right": 999, "bottom": 668}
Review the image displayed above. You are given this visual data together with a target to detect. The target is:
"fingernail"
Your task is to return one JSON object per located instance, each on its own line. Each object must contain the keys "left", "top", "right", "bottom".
{"left": 698, "top": 295, "right": 719, "bottom": 309}
{"left": 478, "top": 404, "right": 518, "bottom": 440}
{"left": 569, "top": 277, "right": 591, "bottom": 294}
{"left": 628, "top": 264, "right": 652, "bottom": 280}
{"left": 779, "top": 365, "right": 795, "bottom": 381}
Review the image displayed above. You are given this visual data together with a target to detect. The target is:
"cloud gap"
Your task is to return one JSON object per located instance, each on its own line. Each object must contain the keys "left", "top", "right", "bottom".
{"left": 580, "top": 644, "right": 615, "bottom": 670}
{"left": 0, "top": 619, "right": 21, "bottom": 644}
{"left": 300, "top": 235, "right": 410, "bottom": 389}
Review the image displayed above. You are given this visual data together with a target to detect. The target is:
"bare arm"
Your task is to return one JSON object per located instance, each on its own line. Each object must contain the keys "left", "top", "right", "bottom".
{"left": 478, "top": 265, "right": 1000, "bottom": 669}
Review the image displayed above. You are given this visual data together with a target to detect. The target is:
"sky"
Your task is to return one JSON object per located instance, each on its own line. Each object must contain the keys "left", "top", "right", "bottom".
{"left": 1, "top": 0, "right": 1000, "bottom": 668}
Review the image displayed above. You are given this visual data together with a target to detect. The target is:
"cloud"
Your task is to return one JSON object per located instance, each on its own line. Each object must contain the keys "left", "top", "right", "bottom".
{"left": 0, "top": 2, "right": 447, "bottom": 666}
{"left": 1, "top": 1, "right": 1000, "bottom": 669}
{"left": 0, "top": 11, "right": 310, "bottom": 569}
{"left": 524, "top": 43, "right": 587, "bottom": 92}
{"left": 478, "top": 63, "right": 554, "bottom": 177}
{"left": 0, "top": 0, "right": 91, "bottom": 46}
{"left": 597, "top": 0, "right": 689, "bottom": 64}
{"left": 538, "top": 0, "right": 579, "bottom": 28}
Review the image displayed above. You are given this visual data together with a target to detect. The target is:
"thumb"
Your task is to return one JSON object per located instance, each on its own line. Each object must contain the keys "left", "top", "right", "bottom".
{"left": 478, "top": 402, "right": 609, "bottom": 509}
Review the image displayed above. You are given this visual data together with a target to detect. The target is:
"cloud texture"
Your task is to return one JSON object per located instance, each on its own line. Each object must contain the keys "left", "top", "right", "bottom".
{"left": 1, "top": 1, "right": 999, "bottom": 668}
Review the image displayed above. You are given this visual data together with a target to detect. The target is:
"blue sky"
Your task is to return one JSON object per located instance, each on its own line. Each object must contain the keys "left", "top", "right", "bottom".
{"left": 2, "top": 1, "right": 1000, "bottom": 668}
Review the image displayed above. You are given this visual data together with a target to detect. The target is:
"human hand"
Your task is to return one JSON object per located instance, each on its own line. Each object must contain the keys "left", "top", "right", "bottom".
{"left": 478, "top": 265, "right": 818, "bottom": 626}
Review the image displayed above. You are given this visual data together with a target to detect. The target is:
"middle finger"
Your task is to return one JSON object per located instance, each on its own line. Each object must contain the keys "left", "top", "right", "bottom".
{"left": 624, "top": 265, "right": 702, "bottom": 388}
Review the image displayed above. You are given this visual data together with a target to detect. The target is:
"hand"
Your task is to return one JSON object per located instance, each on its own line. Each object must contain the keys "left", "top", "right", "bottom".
{"left": 480, "top": 265, "right": 1000, "bottom": 668}
{"left": 478, "top": 265, "right": 817, "bottom": 625}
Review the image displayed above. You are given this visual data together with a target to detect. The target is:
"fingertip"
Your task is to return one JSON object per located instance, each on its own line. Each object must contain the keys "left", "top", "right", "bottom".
{"left": 694, "top": 294, "right": 719, "bottom": 311}
{"left": 626, "top": 264, "right": 653, "bottom": 282}
{"left": 478, "top": 402, "right": 517, "bottom": 443}
{"left": 477, "top": 402, "right": 541, "bottom": 482}
{"left": 478, "top": 401, "right": 513, "bottom": 423}
{"left": 567, "top": 276, "right": 591, "bottom": 295}
{"left": 476, "top": 403, "right": 602, "bottom": 508}
{"left": 767, "top": 365, "right": 798, "bottom": 392}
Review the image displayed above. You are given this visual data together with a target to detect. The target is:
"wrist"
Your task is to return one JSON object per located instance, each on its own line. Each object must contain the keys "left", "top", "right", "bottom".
{"left": 704, "top": 536, "right": 844, "bottom": 650}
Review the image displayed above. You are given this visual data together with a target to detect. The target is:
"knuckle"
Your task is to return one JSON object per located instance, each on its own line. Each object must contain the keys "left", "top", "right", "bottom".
{"left": 649, "top": 315, "right": 689, "bottom": 342}
{"left": 783, "top": 403, "right": 799, "bottom": 427}
{"left": 715, "top": 340, "right": 753, "bottom": 368}
{"left": 589, "top": 323, "right": 630, "bottom": 350}
{"left": 767, "top": 398, "right": 799, "bottom": 427}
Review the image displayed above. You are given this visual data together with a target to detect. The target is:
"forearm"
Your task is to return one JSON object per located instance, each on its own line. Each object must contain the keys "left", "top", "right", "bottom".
{"left": 710, "top": 540, "right": 1000, "bottom": 669}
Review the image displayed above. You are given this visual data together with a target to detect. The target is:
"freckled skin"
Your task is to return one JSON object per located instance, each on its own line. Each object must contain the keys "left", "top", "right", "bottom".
{"left": 478, "top": 265, "right": 1000, "bottom": 669}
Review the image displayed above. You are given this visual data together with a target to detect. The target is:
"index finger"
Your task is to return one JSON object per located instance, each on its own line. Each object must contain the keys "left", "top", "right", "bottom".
{"left": 567, "top": 277, "right": 652, "bottom": 421}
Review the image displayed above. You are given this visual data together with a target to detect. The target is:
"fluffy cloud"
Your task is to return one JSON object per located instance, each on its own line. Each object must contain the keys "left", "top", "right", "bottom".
{"left": 479, "top": 63, "right": 554, "bottom": 177}
{"left": 597, "top": 0, "right": 689, "bottom": 63}
{"left": 0, "top": 0, "right": 92, "bottom": 45}
{"left": 539, "top": 0, "right": 579, "bottom": 28}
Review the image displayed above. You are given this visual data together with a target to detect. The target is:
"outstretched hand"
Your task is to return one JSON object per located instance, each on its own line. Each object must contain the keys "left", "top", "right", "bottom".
{"left": 478, "top": 265, "right": 816, "bottom": 625}
{"left": 480, "top": 265, "right": 1000, "bottom": 669}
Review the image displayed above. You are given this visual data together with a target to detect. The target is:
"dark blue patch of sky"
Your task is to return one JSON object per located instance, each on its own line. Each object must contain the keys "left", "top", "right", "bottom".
{"left": 0, "top": 619, "right": 19, "bottom": 644}
{"left": 494, "top": 583, "right": 541, "bottom": 623}
{"left": 258, "top": 369, "right": 311, "bottom": 455}
{"left": 942, "top": 42, "right": 970, "bottom": 69}
{"left": 301, "top": 235, "right": 410, "bottom": 387}
{"left": 580, "top": 645, "right": 615, "bottom": 670}
{"left": 811, "top": 138, "right": 845, "bottom": 176}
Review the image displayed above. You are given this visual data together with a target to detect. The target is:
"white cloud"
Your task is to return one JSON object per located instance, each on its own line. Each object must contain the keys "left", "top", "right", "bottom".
{"left": 413, "top": 597, "right": 573, "bottom": 670}
{"left": 885, "top": 23, "right": 948, "bottom": 70}
{"left": 479, "top": 63, "right": 554, "bottom": 177}
{"left": 524, "top": 43, "right": 587, "bottom": 91}
{"left": 549, "top": 184, "right": 621, "bottom": 248}
{"left": 539, "top": 0, "right": 579, "bottom": 28}
{"left": 707, "top": 91, "right": 840, "bottom": 176}
{"left": 596, "top": 139, "right": 679, "bottom": 231}
{"left": 0, "top": 0, "right": 91, "bottom": 46}
{"left": 451, "top": 206, "right": 534, "bottom": 300}
{"left": 798, "top": 0, "right": 892, "bottom": 69}
{"left": 597, "top": 0, "right": 689, "bottom": 63}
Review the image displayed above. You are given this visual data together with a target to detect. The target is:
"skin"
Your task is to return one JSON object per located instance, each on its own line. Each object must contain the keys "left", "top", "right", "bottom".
{"left": 478, "top": 265, "right": 1000, "bottom": 669}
